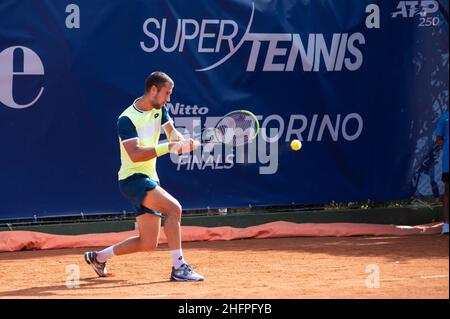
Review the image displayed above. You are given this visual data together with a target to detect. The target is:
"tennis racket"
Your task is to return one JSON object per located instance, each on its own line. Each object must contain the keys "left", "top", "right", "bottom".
{"left": 200, "top": 110, "right": 260, "bottom": 147}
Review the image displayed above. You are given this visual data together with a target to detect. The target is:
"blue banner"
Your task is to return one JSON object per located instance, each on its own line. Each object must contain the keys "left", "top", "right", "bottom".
{"left": 0, "top": 0, "right": 448, "bottom": 219}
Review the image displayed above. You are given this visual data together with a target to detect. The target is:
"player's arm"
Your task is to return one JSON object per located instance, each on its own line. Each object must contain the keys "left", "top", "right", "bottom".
{"left": 118, "top": 116, "right": 197, "bottom": 163}
{"left": 162, "top": 116, "right": 200, "bottom": 150}
{"left": 121, "top": 139, "right": 184, "bottom": 162}
{"left": 161, "top": 106, "right": 185, "bottom": 142}
{"left": 435, "top": 116, "right": 445, "bottom": 147}
{"left": 118, "top": 116, "right": 177, "bottom": 163}
{"left": 163, "top": 121, "right": 185, "bottom": 142}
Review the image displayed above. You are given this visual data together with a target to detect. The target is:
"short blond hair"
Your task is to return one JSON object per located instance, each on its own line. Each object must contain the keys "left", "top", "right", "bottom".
{"left": 145, "top": 72, "right": 174, "bottom": 93}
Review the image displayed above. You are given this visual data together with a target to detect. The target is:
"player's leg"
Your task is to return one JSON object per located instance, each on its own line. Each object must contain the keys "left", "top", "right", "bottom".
{"left": 443, "top": 176, "right": 449, "bottom": 234}
{"left": 108, "top": 185, "right": 182, "bottom": 256}
{"left": 141, "top": 186, "right": 204, "bottom": 281}
{"left": 141, "top": 186, "right": 183, "bottom": 266}
{"left": 85, "top": 172, "right": 165, "bottom": 276}
{"left": 93, "top": 186, "right": 184, "bottom": 259}
{"left": 85, "top": 175, "right": 202, "bottom": 280}
{"left": 84, "top": 213, "right": 161, "bottom": 277}
{"left": 142, "top": 186, "right": 181, "bottom": 250}
{"left": 112, "top": 213, "right": 161, "bottom": 255}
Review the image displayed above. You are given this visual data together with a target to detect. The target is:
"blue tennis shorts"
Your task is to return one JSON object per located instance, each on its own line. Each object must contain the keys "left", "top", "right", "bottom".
{"left": 118, "top": 173, "right": 162, "bottom": 217}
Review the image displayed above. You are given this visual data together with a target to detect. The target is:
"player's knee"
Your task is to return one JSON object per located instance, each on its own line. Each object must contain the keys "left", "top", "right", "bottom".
{"left": 174, "top": 201, "right": 182, "bottom": 217}
{"left": 165, "top": 201, "right": 182, "bottom": 219}
{"left": 170, "top": 202, "right": 182, "bottom": 222}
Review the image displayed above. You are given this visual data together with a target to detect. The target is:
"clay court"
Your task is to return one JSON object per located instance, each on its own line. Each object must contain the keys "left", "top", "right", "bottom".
{"left": 0, "top": 235, "right": 448, "bottom": 299}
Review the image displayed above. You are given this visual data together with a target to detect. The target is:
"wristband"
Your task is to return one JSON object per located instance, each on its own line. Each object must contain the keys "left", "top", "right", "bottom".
{"left": 155, "top": 143, "right": 170, "bottom": 157}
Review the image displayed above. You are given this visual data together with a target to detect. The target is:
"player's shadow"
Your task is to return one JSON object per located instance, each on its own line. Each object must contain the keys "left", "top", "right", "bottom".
{"left": 0, "top": 277, "right": 170, "bottom": 297}
{"left": 179, "top": 234, "right": 449, "bottom": 262}
{"left": 0, "top": 248, "right": 118, "bottom": 260}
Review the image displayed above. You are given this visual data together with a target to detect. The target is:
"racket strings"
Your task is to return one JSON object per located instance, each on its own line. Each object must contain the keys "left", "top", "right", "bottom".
{"left": 215, "top": 112, "right": 257, "bottom": 146}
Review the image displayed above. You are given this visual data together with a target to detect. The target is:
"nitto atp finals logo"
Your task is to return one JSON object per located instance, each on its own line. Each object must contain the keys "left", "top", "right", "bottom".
{"left": 165, "top": 101, "right": 364, "bottom": 175}
{"left": 140, "top": 2, "right": 366, "bottom": 72}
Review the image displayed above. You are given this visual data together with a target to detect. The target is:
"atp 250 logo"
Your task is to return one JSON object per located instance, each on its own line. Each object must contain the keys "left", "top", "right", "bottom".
{"left": 391, "top": 1, "right": 441, "bottom": 27}
{"left": 0, "top": 46, "right": 45, "bottom": 109}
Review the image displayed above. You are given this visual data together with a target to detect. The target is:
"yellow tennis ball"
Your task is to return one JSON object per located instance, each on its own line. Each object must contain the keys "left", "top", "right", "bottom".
{"left": 290, "top": 139, "right": 302, "bottom": 151}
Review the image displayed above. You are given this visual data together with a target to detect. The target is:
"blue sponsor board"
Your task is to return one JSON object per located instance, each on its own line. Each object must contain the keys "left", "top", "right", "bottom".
{"left": 0, "top": 1, "right": 448, "bottom": 219}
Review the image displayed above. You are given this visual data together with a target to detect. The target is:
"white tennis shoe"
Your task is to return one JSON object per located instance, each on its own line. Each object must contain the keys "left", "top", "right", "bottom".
{"left": 170, "top": 263, "right": 204, "bottom": 282}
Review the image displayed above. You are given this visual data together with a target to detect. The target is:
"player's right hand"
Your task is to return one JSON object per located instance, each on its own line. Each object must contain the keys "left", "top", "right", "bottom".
{"left": 169, "top": 141, "right": 182, "bottom": 154}
{"left": 191, "top": 139, "right": 200, "bottom": 151}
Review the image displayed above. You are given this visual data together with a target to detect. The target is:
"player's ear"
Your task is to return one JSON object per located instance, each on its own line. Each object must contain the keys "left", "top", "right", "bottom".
{"left": 149, "top": 85, "right": 157, "bottom": 96}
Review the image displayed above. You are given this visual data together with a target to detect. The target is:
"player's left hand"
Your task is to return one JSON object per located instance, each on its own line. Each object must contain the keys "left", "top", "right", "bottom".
{"left": 175, "top": 138, "right": 199, "bottom": 154}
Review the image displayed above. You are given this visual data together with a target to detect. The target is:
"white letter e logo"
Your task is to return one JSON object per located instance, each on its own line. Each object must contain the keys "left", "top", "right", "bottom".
{"left": 0, "top": 46, "right": 44, "bottom": 109}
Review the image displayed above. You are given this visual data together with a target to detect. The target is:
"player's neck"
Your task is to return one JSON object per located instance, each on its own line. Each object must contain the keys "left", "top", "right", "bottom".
{"left": 135, "top": 96, "right": 154, "bottom": 112}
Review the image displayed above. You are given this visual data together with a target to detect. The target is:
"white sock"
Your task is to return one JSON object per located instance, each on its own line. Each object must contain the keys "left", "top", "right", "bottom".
{"left": 96, "top": 246, "right": 115, "bottom": 263}
{"left": 170, "top": 249, "right": 186, "bottom": 269}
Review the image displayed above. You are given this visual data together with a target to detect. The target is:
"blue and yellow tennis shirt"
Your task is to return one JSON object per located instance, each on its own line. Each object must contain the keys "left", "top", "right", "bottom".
{"left": 117, "top": 97, "right": 172, "bottom": 181}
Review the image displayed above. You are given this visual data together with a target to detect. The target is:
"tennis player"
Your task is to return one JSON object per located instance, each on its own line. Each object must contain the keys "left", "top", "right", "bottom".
{"left": 84, "top": 72, "right": 204, "bottom": 281}
{"left": 435, "top": 111, "right": 449, "bottom": 235}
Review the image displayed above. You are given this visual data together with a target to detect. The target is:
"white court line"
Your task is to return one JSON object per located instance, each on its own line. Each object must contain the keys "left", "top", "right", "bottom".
{"left": 420, "top": 275, "right": 449, "bottom": 279}
{"left": 381, "top": 274, "right": 449, "bottom": 281}
{"left": 381, "top": 277, "right": 409, "bottom": 281}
